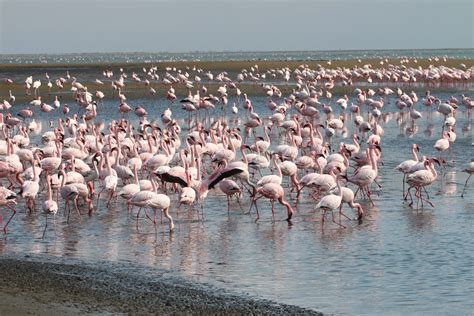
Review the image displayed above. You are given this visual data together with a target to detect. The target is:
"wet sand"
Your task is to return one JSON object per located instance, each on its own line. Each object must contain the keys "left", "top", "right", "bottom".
{"left": 0, "top": 256, "right": 321, "bottom": 315}
{"left": 1, "top": 58, "right": 472, "bottom": 104}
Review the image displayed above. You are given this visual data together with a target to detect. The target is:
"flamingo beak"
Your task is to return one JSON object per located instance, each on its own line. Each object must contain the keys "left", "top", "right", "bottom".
{"left": 431, "top": 158, "right": 441, "bottom": 166}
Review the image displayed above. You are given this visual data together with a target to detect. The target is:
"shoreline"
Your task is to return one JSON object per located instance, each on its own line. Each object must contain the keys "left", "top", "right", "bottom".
{"left": 1, "top": 57, "right": 473, "bottom": 71}
{"left": 0, "top": 255, "right": 322, "bottom": 315}
{"left": 1, "top": 57, "right": 473, "bottom": 103}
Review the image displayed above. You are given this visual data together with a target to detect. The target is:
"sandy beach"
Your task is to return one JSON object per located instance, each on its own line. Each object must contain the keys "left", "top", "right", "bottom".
{"left": 0, "top": 256, "right": 322, "bottom": 315}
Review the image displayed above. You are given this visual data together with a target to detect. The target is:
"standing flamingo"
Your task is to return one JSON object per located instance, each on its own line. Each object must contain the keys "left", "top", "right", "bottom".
{"left": 315, "top": 178, "right": 346, "bottom": 228}
{"left": 249, "top": 183, "right": 293, "bottom": 222}
{"left": 0, "top": 187, "right": 17, "bottom": 234}
{"left": 219, "top": 179, "right": 242, "bottom": 213}
{"left": 146, "top": 180, "right": 174, "bottom": 232}
{"left": 396, "top": 144, "right": 420, "bottom": 196}
{"left": 461, "top": 159, "right": 474, "bottom": 197}
{"left": 42, "top": 174, "right": 58, "bottom": 238}
{"left": 405, "top": 159, "right": 440, "bottom": 208}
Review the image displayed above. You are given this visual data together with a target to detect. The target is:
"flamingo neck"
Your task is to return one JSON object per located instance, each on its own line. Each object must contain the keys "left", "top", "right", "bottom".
{"left": 369, "top": 147, "right": 378, "bottom": 174}
{"left": 290, "top": 174, "right": 299, "bottom": 187}
{"left": 46, "top": 174, "right": 53, "bottom": 200}
{"left": 240, "top": 146, "right": 248, "bottom": 164}
{"left": 353, "top": 135, "right": 360, "bottom": 150}
{"left": 273, "top": 157, "right": 282, "bottom": 178}
{"left": 133, "top": 166, "right": 139, "bottom": 185}
{"left": 429, "top": 162, "right": 437, "bottom": 178}
{"left": 264, "top": 127, "right": 270, "bottom": 143}
{"left": 412, "top": 146, "right": 418, "bottom": 161}
{"left": 278, "top": 197, "right": 293, "bottom": 220}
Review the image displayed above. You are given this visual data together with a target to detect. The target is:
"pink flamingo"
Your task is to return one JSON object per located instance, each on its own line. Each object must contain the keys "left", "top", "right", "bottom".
{"left": 0, "top": 187, "right": 17, "bottom": 234}
{"left": 249, "top": 183, "right": 293, "bottom": 222}
{"left": 405, "top": 158, "right": 439, "bottom": 208}
{"left": 219, "top": 179, "right": 242, "bottom": 213}
{"left": 42, "top": 173, "right": 58, "bottom": 238}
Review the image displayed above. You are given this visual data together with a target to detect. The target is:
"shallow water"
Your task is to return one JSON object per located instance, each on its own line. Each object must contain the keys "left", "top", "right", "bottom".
{"left": 1, "top": 90, "right": 473, "bottom": 315}
{"left": 1, "top": 49, "right": 473, "bottom": 65}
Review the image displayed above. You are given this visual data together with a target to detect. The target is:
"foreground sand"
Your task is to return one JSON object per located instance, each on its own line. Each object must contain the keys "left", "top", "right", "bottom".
{"left": 0, "top": 256, "right": 321, "bottom": 315}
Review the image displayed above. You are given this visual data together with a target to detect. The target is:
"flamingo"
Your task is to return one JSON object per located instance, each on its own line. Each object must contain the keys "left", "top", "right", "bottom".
{"left": 315, "top": 178, "right": 346, "bottom": 228}
{"left": 42, "top": 173, "right": 58, "bottom": 238}
{"left": 396, "top": 144, "right": 420, "bottom": 196}
{"left": 219, "top": 179, "right": 242, "bottom": 212}
{"left": 330, "top": 186, "right": 364, "bottom": 221}
{"left": 59, "top": 165, "right": 81, "bottom": 223}
{"left": 461, "top": 159, "right": 474, "bottom": 198}
{"left": 345, "top": 144, "right": 380, "bottom": 205}
{"left": 434, "top": 131, "right": 450, "bottom": 162}
{"left": 249, "top": 183, "right": 293, "bottom": 222}
{"left": 145, "top": 180, "right": 174, "bottom": 232}
{"left": 20, "top": 159, "right": 40, "bottom": 212}
{"left": 178, "top": 161, "right": 197, "bottom": 218}
{"left": 256, "top": 154, "right": 283, "bottom": 187}
{"left": 405, "top": 158, "right": 440, "bottom": 208}
{"left": 0, "top": 187, "right": 17, "bottom": 234}
{"left": 117, "top": 166, "right": 141, "bottom": 209}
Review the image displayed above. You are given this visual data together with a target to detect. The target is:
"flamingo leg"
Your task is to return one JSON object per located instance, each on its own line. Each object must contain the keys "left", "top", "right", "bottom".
{"left": 354, "top": 187, "right": 360, "bottom": 198}
{"left": 3, "top": 205, "right": 17, "bottom": 234}
{"left": 95, "top": 187, "right": 105, "bottom": 210}
{"left": 42, "top": 214, "right": 48, "bottom": 239}
{"left": 402, "top": 173, "right": 406, "bottom": 198}
{"left": 144, "top": 210, "right": 153, "bottom": 222}
{"left": 74, "top": 197, "right": 83, "bottom": 223}
{"left": 331, "top": 210, "right": 346, "bottom": 228}
{"left": 106, "top": 190, "right": 114, "bottom": 208}
{"left": 236, "top": 194, "right": 243, "bottom": 212}
{"left": 366, "top": 189, "right": 375, "bottom": 206}
{"left": 418, "top": 191, "right": 434, "bottom": 207}
{"left": 339, "top": 205, "right": 352, "bottom": 221}
{"left": 407, "top": 186, "right": 415, "bottom": 206}
{"left": 65, "top": 200, "right": 71, "bottom": 223}
{"left": 252, "top": 196, "right": 263, "bottom": 222}
{"left": 53, "top": 215, "right": 57, "bottom": 235}
{"left": 188, "top": 204, "right": 192, "bottom": 221}
{"left": 423, "top": 186, "right": 430, "bottom": 199}
{"left": 271, "top": 200, "right": 275, "bottom": 222}
{"left": 461, "top": 174, "right": 471, "bottom": 197}
{"left": 136, "top": 207, "right": 143, "bottom": 222}
{"left": 321, "top": 209, "right": 327, "bottom": 226}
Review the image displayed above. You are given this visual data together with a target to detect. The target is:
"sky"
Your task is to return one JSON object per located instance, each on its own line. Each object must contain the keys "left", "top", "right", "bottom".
{"left": 0, "top": 0, "right": 472, "bottom": 54}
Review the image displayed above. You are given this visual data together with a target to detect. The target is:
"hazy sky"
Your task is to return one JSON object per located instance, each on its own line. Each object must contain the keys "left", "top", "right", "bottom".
{"left": 0, "top": 0, "right": 472, "bottom": 54}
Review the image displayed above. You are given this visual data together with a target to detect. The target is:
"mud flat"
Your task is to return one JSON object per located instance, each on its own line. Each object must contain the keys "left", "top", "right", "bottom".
{"left": 0, "top": 255, "right": 322, "bottom": 315}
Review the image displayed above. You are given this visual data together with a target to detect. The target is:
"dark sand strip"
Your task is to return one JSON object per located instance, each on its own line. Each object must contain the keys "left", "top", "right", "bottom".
{"left": 0, "top": 256, "right": 322, "bottom": 315}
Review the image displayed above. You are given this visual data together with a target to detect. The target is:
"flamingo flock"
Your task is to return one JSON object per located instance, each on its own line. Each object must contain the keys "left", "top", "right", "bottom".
{"left": 0, "top": 58, "right": 473, "bottom": 237}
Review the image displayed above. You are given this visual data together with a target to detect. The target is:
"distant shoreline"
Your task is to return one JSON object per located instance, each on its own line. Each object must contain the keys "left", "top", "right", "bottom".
{"left": 0, "top": 255, "right": 322, "bottom": 315}
{"left": 1, "top": 57, "right": 472, "bottom": 71}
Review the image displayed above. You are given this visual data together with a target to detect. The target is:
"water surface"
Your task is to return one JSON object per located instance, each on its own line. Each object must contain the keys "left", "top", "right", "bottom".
{"left": 0, "top": 89, "right": 473, "bottom": 315}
